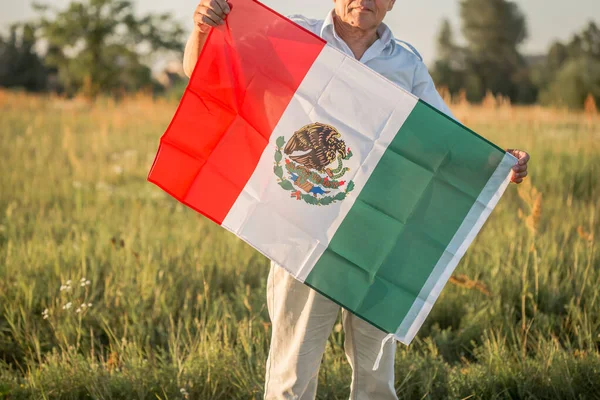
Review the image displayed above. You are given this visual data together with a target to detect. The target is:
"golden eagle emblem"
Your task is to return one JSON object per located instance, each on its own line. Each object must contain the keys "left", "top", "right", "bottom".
{"left": 273, "top": 123, "right": 355, "bottom": 206}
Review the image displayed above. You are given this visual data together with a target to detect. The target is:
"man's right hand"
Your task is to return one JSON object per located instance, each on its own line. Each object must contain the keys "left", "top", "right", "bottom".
{"left": 194, "top": 0, "right": 231, "bottom": 33}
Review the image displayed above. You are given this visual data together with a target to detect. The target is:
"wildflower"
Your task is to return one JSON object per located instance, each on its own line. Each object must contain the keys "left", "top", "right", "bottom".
{"left": 88, "top": 303, "right": 93, "bottom": 307}
{"left": 76, "top": 307, "right": 82, "bottom": 313}
{"left": 63, "top": 302, "right": 72, "bottom": 310}
{"left": 42, "top": 309, "right": 49, "bottom": 319}
{"left": 86, "top": 280, "right": 91, "bottom": 286}
{"left": 60, "top": 282, "right": 72, "bottom": 292}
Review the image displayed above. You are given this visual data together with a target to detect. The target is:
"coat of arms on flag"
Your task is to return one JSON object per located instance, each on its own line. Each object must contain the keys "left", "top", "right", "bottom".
{"left": 148, "top": 0, "right": 516, "bottom": 347}
{"left": 275, "top": 123, "right": 355, "bottom": 205}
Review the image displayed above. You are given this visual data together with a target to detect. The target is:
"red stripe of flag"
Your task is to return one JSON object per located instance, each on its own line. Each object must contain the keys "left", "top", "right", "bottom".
{"left": 148, "top": 0, "right": 326, "bottom": 224}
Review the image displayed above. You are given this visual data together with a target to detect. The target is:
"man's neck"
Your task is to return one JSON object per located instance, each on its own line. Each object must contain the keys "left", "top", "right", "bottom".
{"left": 332, "top": 13, "right": 379, "bottom": 60}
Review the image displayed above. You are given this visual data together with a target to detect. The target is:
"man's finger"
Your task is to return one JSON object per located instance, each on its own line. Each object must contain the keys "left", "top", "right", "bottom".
{"left": 197, "top": 7, "right": 223, "bottom": 25}
{"left": 516, "top": 171, "right": 528, "bottom": 179}
{"left": 211, "top": 0, "right": 231, "bottom": 14}
{"left": 518, "top": 152, "right": 530, "bottom": 165}
{"left": 198, "top": 12, "right": 220, "bottom": 27}
{"left": 507, "top": 149, "right": 530, "bottom": 164}
{"left": 203, "top": 7, "right": 224, "bottom": 24}
{"left": 511, "top": 173, "right": 523, "bottom": 183}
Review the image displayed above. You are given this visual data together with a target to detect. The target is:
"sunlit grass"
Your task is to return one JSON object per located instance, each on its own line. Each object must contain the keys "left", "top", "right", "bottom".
{"left": 0, "top": 90, "right": 599, "bottom": 399}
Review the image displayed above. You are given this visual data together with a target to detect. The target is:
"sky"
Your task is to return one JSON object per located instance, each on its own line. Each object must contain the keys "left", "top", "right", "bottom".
{"left": 1, "top": 0, "right": 599, "bottom": 65}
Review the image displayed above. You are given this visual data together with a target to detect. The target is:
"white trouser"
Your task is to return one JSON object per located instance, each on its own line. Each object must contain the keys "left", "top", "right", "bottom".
{"left": 264, "top": 261, "right": 398, "bottom": 400}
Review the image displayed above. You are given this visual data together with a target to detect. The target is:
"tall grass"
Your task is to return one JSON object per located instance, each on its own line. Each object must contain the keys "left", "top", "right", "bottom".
{"left": 0, "top": 90, "right": 599, "bottom": 399}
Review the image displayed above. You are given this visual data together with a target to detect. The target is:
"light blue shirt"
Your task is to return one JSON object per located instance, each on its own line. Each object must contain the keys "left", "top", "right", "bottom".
{"left": 288, "top": 10, "right": 454, "bottom": 119}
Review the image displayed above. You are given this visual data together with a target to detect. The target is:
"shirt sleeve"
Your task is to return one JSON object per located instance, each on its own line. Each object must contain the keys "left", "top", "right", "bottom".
{"left": 411, "top": 60, "right": 457, "bottom": 121}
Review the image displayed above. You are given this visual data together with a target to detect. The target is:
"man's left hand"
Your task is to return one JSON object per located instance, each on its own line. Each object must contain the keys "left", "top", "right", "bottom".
{"left": 506, "top": 149, "right": 529, "bottom": 184}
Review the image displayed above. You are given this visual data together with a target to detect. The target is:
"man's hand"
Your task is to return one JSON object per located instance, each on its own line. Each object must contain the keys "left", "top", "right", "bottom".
{"left": 507, "top": 149, "right": 529, "bottom": 184}
{"left": 194, "top": 0, "right": 231, "bottom": 33}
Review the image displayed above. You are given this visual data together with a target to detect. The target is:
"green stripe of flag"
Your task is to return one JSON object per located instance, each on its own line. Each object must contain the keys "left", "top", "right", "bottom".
{"left": 304, "top": 100, "right": 507, "bottom": 334}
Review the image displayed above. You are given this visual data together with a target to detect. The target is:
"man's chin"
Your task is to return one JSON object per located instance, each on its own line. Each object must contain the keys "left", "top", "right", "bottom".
{"left": 351, "top": 18, "right": 377, "bottom": 30}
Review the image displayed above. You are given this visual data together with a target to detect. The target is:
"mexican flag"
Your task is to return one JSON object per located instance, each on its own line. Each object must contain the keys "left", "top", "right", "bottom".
{"left": 148, "top": 0, "right": 516, "bottom": 346}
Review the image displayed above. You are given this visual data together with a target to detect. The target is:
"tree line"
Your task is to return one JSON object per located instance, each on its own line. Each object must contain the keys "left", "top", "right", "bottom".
{"left": 0, "top": 0, "right": 598, "bottom": 108}
{"left": 432, "top": 0, "right": 599, "bottom": 109}
{"left": 0, "top": 0, "right": 184, "bottom": 98}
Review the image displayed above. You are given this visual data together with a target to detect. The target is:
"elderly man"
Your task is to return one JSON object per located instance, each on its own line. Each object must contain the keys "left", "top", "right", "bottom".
{"left": 184, "top": 1, "right": 530, "bottom": 399}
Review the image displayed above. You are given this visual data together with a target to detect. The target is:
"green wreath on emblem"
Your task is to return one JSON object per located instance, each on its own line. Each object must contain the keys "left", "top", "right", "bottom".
{"left": 273, "top": 136, "right": 355, "bottom": 206}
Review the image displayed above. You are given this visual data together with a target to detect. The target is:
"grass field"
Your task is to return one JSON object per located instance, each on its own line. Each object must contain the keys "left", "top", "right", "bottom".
{"left": 0, "top": 89, "right": 599, "bottom": 399}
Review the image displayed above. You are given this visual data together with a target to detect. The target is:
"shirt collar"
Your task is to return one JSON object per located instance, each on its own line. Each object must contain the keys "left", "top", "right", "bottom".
{"left": 320, "top": 9, "right": 395, "bottom": 50}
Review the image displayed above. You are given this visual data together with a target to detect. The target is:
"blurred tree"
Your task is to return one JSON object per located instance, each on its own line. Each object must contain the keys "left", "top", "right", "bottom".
{"left": 431, "top": 19, "right": 467, "bottom": 96}
{"left": 33, "top": 0, "right": 184, "bottom": 98}
{"left": 567, "top": 22, "right": 600, "bottom": 59}
{"left": 0, "top": 24, "right": 48, "bottom": 91}
{"left": 459, "top": 0, "right": 528, "bottom": 102}
{"left": 432, "top": 0, "right": 534, "bottom": 103}
{"left": 436, "top": 19, "right": 457, "bottom": 62}
{"left": 547, "top": 42, "right": 569, "bottom": 72}
{"left": 460, "top": 0, "right": 527, "bottom": 55}
{"left": 539, "top": 57, "right": 600, "bottom": 109}
{"left": 538, "top": 22, "right": 600, "bottom": 109}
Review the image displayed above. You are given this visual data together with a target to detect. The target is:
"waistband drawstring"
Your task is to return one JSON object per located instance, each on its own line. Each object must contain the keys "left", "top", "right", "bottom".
{"left": 372, "top": 333, "right": 396, "bottom": 371}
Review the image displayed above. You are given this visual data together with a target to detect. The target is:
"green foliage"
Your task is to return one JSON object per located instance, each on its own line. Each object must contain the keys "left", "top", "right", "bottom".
{"left": 278, "top": 180, "right": 294, "bottom": 191}
{"left": 432, "top": 4, "right": 600, "bottom": 107}
{"left": 319, "top": 196, "right": 334, "bottom": 206}
{"left": 461, "top": 0, "right": 527, "bottom": 102}
{"left": 536, "top": 22, "right": 600, "bottom": 109}
{"left": 346, "top": 180, "right": 355, "bottom": 193}
{"left": 539, "top": 56, "right": 600, "bottom": 109}
{"left": 333, "top": 192, "right": 346, "bottom": 201}
{"left": 0, "top": 24, "right": 48, "bottom": 91}
{"left": 273, "top": 165, "right": 283, "bottom": 179}
{"left": 301, "top": 194, "right": 318, "bottom": 205}
{"left": 464, "top": 1, "right": 521, "bottom": 100}
{"left": 34, "top": 0, "right": 184, "bottom": 98}
{"left": 432, "top": 19, "right": 467, "bottom": 95}
{"left": 460, "top": 0, "right": 527, "bottom": 54}
{"left": 433, "top": 0, "right": 534, "bottom": 103}
{"left": 162, "top": 78, "right": 187, "bottom": 102}
{"left": 275, "top": 136, "right": 285, "bottom": 148}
